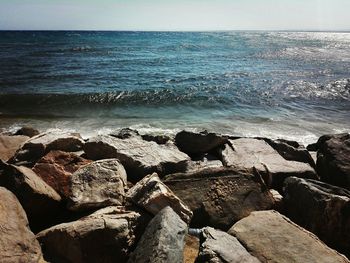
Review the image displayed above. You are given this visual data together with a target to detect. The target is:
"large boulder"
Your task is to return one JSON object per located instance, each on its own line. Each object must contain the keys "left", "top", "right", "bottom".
{"left": 0, "top": 160, "right": 62, "bottom": 232}
{"left": 228, "top": 210, "right": 349, "bottom": 263}
{"left": 0, "top": 187, "right": 45, "bottom": 263}
{"left": 221, "top": 138, "right": 317, "bottom": 190}
{"left": 68, "top": 159, "right": 128, "bottom": 211}
{"left": 284, "top": 177, "right": 350, "bottom": 256}
{"left": 196, "top": 227, "right": 260, "bottom": 263}
{"left": 316, "top": 133, "right": 350, "bottom": 189}
{"left": 33, "top": 150, "right": 92, "bottom": 198}
{"left": 126, "top": 173, "right": 192, "bottom": 223}
{"left": 83, "top": 135, "right": 189, "bottom": 182}
{"left": 37, "top": 206, "right": 149, "bottom": 263}
{"left": 0, "top": 135, "right": 29, "bottom": 161}
{"left": 164, "top": 167, "right": 274, "bottom": 230}
{"left": 127, "top": 206, "right": 188, "bottom": 263}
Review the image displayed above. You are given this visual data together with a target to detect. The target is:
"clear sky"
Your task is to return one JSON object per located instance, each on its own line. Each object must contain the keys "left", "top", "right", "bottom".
{"left": 0, "top": 0, "right": 349, "bottom": 31}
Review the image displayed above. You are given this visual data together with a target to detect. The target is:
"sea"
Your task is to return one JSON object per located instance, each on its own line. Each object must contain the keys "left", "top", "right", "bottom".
{"left": 0, "top": 31, "right": 349, "bottom": 145}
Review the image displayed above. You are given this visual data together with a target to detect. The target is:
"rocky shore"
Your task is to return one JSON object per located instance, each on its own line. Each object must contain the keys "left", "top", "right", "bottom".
{"left": 0, "top": 127, "right": 350, "bottom": 263}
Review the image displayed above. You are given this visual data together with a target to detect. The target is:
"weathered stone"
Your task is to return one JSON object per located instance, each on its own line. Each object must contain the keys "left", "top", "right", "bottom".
{"left": 14, "top": 126, "right": 40, "bottom": 138}
{"left": 0, "top": 187, "right": 45, "bottom": 263}
{"left": 0, "top": 135, "right": 29, "bottom": 161}
{"left": 127, "top": 173, "right": 192, "bottom": 223}
{"left": 164, "top": 167, "right": 274, "bottom": 230}
{"left": 83, "top": 135, "right": 189, "bottom": 182}
{"left": 221, "top": 138, "right": 317, "bottom": 190}
{"left": 284, "top": 177, "right": 350, "bottom": 257}
{"left": 175, "top": 130, "right": 228, "bottom": 156}
{"left": 68, "top": 159, "right": 128, "bottom": 211}
{"left": 196, "top": 227, "right": 260, "bottom": 263}
{"left": 184, "top": 234, "right": 200, "bottom": 263}
{"left": 33, "top": 150, "right": 92, "bottom": 198}
{"left": 37, "top": 206, "right": 147, "bottom": 263}
{"left": 0, "top": 160, "right": 62, "bottom": 232}
{"left": 316, "top": 133, "right": 350, "bottom": 189}
{"left": 186, "top": 154, "right": 223, "bottom": 172}
{"left": 228, "top": 210, "right": 349, "bottom": 263}
{"left": 127, "top": 206, "right": 187, "bottom": 263}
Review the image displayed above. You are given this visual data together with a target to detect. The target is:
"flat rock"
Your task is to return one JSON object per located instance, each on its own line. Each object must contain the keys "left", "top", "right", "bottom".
{"left": 0, "top": 187, "right": 45, "bottom": 263}
{"left": 228, "top": 210, "right": 349, "bottom": 263}
{"left": 316, "top": 133, "right": 350, "bottom": 189}
{"left": 196, "top": 227, "right": 260, "bottom": 263}
{"left": 68, "top": 159, "right": 128, "bottom": 211}
{"left": 284, "top": 177, "right": 350, "bottom": 256}
{"left": 126, "top": 173, "right": 192, "bottom": 223}
{"left": 221, "top": 138, "right": 317, "bottom": 190}
{"left": 0, "top": 135, "right": 29, "bottom": 161}
{"left": 164, "top": 167, "right": 274, "bottom": 230}
{"left": 127, "top": 206, "right": 187, "bottom": 263}
{"left": 33, "top": 150, "right": 92, "bottom": 198}
{"left": 37, "top": 206, "right": 148, "bottom": 263}
{"left": 83, "top": 135, "right": 189, "bottom": 182}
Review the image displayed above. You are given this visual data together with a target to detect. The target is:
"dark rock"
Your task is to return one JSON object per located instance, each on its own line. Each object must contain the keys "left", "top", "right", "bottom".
{"left": 316, "top": 133, "right": 350, "bottom": 189}
{"left": 0, "top": 187, "right": 45, "bottom": 263}
{"left": 127, "top": 206, "right": 187, "bottom": 263}
{"left": 283, "top": 177, "right": 350, "bottom": 257}
{"left": 0, "top": 135, "right": 29, "bottom": 161}
{"left": 164, "top": 167, "right": 274, "bottom": 230}
{"left": 110, "top": 128, "right": 140, "bottom": 139}
{"left": 141, "top": 134, "right": 171, "bottom": 144}
{"left": 14, "top": 126, "right": 40, "bottom": 138}
{"left": 228, "top": 210, "right": 349, "bottom": 263}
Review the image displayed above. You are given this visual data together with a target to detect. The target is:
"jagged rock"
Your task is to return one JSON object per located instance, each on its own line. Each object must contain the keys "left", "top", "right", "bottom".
{"left": 284, "top": 177, "right": 350, "bottom": 256}
{"left": 164, "top": 167, "right": 274, "bottom": 230}
{"left": 184, "top": 234, "right": 200, "bottom": 263}
{"left": 14, "top": 126, "right": 40, "bottom": 138}
{"left": 10, "top": 131, "right": 85, "bottom": 166}
{"left": 37, "top": 206, "right": 148, "bottom": 263}
{"left": 68, "top": 159, "right": 128, "bottom": 211}
{"left": 0, "top": 187, "right": 45, "bottom": 263}
{"left": 0, "top": 160, "right": 62, "bottom": 232}
{"left": 0, "top": 135, "right": 29, "bottom": 161}
{"left": 126, "top": 173, "right": 192, "bottom": 223}
{"left": 33, "top": 150, "right": 92, "bottom": 198}
{"left": 175, "top": 130, "right": 228, "bottom": 156}
{"left": 316, "top": 133, "right": 350, "bottom": 189}
{"left": 196, "top": 227, "right": 260, "bottom": 263}
{"left": 221, "top": 138, "right": 317, "bottom": 190}
{"left": 83, "top": 135, "right": 189, "bottom": 182}
{"left": 228, "top": 210, "right": 349, "bottom": 263}
{"left": 127, "top": 206, "right": 187, "bottom": 263}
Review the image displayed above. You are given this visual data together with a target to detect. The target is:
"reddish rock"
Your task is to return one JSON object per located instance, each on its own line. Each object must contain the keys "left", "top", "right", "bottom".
{"left": 0, "top": 135, "right": 29, "bottom": 161}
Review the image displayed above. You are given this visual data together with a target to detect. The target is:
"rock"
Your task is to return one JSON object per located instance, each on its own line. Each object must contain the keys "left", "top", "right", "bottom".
{"left": 310, "top": 151, "right": 317, "bottom": 164}
{"left": 184, "top": 234, "right": 200, "bottom": 263}
{"left": 141, "top": 134, "right": 171, "bottom": 144}
{"left": 83, "top": 135, "right": 189, "bottom": 182}
{"left": 126, "top": 173, "right": 192, "bottom": 223}
{"left": 109, "top": 127, "right": 140, "bottom": 139}
{"left": 0, "top": 187, "right": 45, "bottom": 263}
{"left": 14, "top": 126, "right": 40, "bottom": 138}
{"left": 0, "top": 160, "right": 62, "bottom": 232}
{"left": 228, "top": 210, "right": 349, "bottom": 263}
{"left": 186, "top": 154, "right": 223, "bottom": 172}
{"left": 269, "top": 189, "right": 284, "bottom": 211}
{"left": 68, "top": 159, "right": 128, "bottom": 211}
{"left": 0, "top": 135, "right": 29, "bottom": 161}
{"left": 127, "top": 206, "right": 187, "bottom": 263}
{"left": 175, "top": 130, "right": 228, "bottom": 156}
{"left": 221, "top": 138, "right": 317, "bottom": 190}
{"left": 37, "top": 206, "right": 148, "bottom": 263}
{"left": 33, "top": 150, "right": 92, "bottom": 198}
{"left": 283, "top": 177, "right": 350, "bottom": 257}
{"left": 316, "top": 133, "right": 350, "bottom": 189}
{"left": 10, "top": 131, "right": 85, "bottom": 166}
{"left": 196, "top": 227, "right": 260, "bottom": 263}
{"left": 164, "top": 167, "right": 274, "bottom": 230}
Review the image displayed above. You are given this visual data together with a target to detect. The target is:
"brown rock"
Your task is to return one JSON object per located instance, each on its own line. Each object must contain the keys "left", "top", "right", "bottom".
{"left": 14, "top": 126, "right": 40, "bottom": 138}
{"left": 0, "top": 135, "right": 29, "bottom": 161}
{"left": 184, "top": 234, "right": 200, "bottom": 263}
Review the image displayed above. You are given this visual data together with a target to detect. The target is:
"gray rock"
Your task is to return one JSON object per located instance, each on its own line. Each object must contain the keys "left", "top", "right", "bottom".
{"left": 127, "top": 206, "right": 187, "bottom": 263}
{"left": 0, "top": 135, "right": 29, "bottom": 161}
{"left": 284, "top": 177, "right": 350, "bottom": 257}
{"left": 68, "top": 159, "right": 128, "bottom": 211}
{"left": 228, "top": 210, "right": 349, "bottom": 263}
{"left": 83, "top": 135, "right": 190, "bottom": 182}
{"left": 0, "top": 187, "right": 45, "bottom": 263}
{"left": 126, "top": 173, "right": 192, "bottom": 223}
{"left": 196, "top": 227, "right": 260, "bottom": 263}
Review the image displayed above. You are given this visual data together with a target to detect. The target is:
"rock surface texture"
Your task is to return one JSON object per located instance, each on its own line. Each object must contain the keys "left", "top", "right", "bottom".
{"left": 0, "top": 135, "right": 29, "bottom": 161}
{"left": 228, "top": 210, "right": 349, "bottom": 263}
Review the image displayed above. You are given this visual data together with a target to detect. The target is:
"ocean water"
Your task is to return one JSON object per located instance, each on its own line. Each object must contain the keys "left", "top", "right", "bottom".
{"left": 0, "top": 31, "right": 350, "bottom": 145}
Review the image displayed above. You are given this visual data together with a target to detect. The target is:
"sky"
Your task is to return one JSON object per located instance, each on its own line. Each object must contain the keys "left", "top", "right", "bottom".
{"left": 0, "top": 0, "right": 349, "bottom": 31}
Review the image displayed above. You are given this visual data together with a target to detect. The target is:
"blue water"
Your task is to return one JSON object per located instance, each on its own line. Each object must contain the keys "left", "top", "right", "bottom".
{"left": 0, "top": 31, "right": 350, "bottom": 144}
